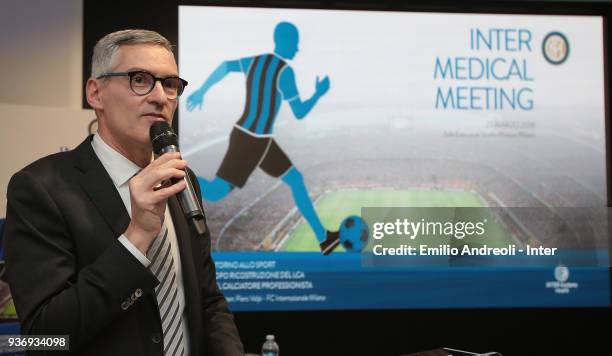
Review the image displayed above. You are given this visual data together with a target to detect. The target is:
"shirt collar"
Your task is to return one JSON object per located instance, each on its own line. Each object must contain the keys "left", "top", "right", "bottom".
{"left": 91, "top": 133, "right": 143, "bottom": 188}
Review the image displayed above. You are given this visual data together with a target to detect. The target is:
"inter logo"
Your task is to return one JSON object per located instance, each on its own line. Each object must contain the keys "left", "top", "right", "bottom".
{"left": 542, "top": 31, "right": 569, "bottom": 65}
{"left": 554, "top": 265, "right": 569, "bottom": 283}
{"left": 546, "top": 264, "right": 578, "bottom": 294}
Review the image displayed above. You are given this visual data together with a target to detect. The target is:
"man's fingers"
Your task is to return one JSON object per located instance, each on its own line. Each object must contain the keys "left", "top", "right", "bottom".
{"left": 139, "top": 154, "right": 186, "bottom": 177}
{"left": 149, "top": 152, "right": 182, "bottom": 166}
{"left": 130, "top": 172, "right": 186, "bottom": 208}
{"left": 158, "top": 157, "right": 187, "bottom": 171}
{"left": 154, "top": 179, "right": 187, "bottom": 200}
{"left": 139, "top": 167, "right": 186, "bottom": 190}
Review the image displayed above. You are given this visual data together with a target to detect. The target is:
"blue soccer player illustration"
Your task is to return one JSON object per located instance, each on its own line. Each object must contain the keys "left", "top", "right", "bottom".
{"left": 186, "top": 22, "right": 339, "bottom": 254}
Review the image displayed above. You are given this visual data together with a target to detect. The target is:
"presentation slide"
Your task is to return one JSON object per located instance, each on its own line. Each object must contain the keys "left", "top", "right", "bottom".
{"left": 179, "top": 5, "right": 610, "bottom": 311}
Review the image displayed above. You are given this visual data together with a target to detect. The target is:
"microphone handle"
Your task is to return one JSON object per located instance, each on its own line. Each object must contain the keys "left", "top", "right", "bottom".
{"left": 160, "top": 146, "right": 207, "bottom": 236}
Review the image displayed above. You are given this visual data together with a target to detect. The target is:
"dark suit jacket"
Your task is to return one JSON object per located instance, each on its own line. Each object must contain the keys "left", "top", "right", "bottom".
{"left": 3, "top": 136, "right": 244, "bottom": 355}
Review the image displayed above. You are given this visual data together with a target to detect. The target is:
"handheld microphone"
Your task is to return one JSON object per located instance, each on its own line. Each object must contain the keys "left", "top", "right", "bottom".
{"left": 150, "top": 121, "right": 207, "bottom": 235}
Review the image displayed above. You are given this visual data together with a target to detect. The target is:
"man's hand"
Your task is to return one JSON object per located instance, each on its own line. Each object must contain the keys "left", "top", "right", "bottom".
{"left": 315, "top": 75, "right": 330, "bottom": 97}
{"left": 124, "top": 152, "right": 187, "bottom": 254}
{"left": 186, "top": 88, "right": 205, "bottom": 112}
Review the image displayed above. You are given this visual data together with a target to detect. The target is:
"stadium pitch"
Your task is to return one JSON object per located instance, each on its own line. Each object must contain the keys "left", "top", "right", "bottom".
{"left": 278, "top": 188, "right": 515, "bottom": 252}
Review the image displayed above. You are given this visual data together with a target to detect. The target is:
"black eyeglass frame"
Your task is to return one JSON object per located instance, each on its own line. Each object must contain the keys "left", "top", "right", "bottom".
{"left": 96, "top": 70, "right": 188, "bottom": 98}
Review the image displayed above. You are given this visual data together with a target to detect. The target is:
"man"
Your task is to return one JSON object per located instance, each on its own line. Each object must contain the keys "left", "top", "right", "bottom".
{"left": 186, "top": 22, "right": 339, "bottom": 254}
{"left": 2, "top": 29, "right": 243, "bottom": 355}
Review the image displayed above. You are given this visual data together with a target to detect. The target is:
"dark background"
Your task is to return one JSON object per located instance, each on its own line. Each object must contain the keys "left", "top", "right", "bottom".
{"left": 84, "top": 1, "right": 611, "bottom": 354}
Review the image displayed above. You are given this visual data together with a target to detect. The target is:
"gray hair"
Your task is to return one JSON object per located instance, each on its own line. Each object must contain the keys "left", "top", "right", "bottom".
{"left": 91, "top": 29, "right": 173, "bottom": 78}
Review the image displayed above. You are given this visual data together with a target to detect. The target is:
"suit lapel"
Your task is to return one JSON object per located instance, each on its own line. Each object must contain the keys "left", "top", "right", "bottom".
{"left": 168, "top": 196, "right": 202, "bottom": 356}
{"left": 73, "top": 135, "right": 131, "bottom": 238}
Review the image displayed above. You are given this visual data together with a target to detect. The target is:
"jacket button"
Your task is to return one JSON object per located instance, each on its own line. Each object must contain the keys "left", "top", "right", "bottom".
{"left": 135, "top": 288, "right": 143, "bottom": 298}
{"left": 121, "top": 301, "right": 130, "bottom": 310}
{"left": 151, "top": 333, "right": 162, "bottom": 343}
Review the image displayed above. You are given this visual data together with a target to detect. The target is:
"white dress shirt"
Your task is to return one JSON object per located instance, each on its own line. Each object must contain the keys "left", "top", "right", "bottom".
{"left": 91, "top": 134, "right": 190, "bottom": 355}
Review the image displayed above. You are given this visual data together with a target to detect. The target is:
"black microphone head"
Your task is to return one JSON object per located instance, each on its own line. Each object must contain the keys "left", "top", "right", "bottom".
{"left": 150, "top": 121, "right": 178, "bottom": 154}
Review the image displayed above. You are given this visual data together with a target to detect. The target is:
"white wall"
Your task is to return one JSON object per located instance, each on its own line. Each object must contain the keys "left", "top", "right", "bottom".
{"left": 0, "top": 0, "right": 93, "bottom": 216}
{"left": 0, "top": 0, "right": 84, "bottom": 108}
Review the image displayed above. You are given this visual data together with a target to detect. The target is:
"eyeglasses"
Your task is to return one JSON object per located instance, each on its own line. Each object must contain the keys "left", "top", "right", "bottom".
{"left": 97, "top": 71, "right": 188, "bottom": 99}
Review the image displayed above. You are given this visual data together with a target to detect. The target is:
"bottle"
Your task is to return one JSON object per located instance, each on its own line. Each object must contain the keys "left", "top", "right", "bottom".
{"left": 261, "top": 334, "right": 279, "bottom": 356}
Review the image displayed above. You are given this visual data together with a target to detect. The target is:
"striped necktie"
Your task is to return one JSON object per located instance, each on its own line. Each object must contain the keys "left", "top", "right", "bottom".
{"left": 147, "top": 224, "right": 186, "bottom": 356}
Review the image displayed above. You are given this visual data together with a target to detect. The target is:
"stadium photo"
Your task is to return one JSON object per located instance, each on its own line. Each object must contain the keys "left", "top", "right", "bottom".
{"left": 181, "top": 108, "right": 607, "bottom": 255}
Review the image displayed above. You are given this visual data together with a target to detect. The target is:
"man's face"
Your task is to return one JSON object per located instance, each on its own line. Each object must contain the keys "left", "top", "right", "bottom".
{"left": 92, "top": 44, "right": 178, "bottom": 149}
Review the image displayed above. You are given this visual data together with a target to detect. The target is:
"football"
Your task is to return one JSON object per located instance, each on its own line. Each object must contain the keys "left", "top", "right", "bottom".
{"left": 339, "top": 215, "right": 369, "bottom": 252}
